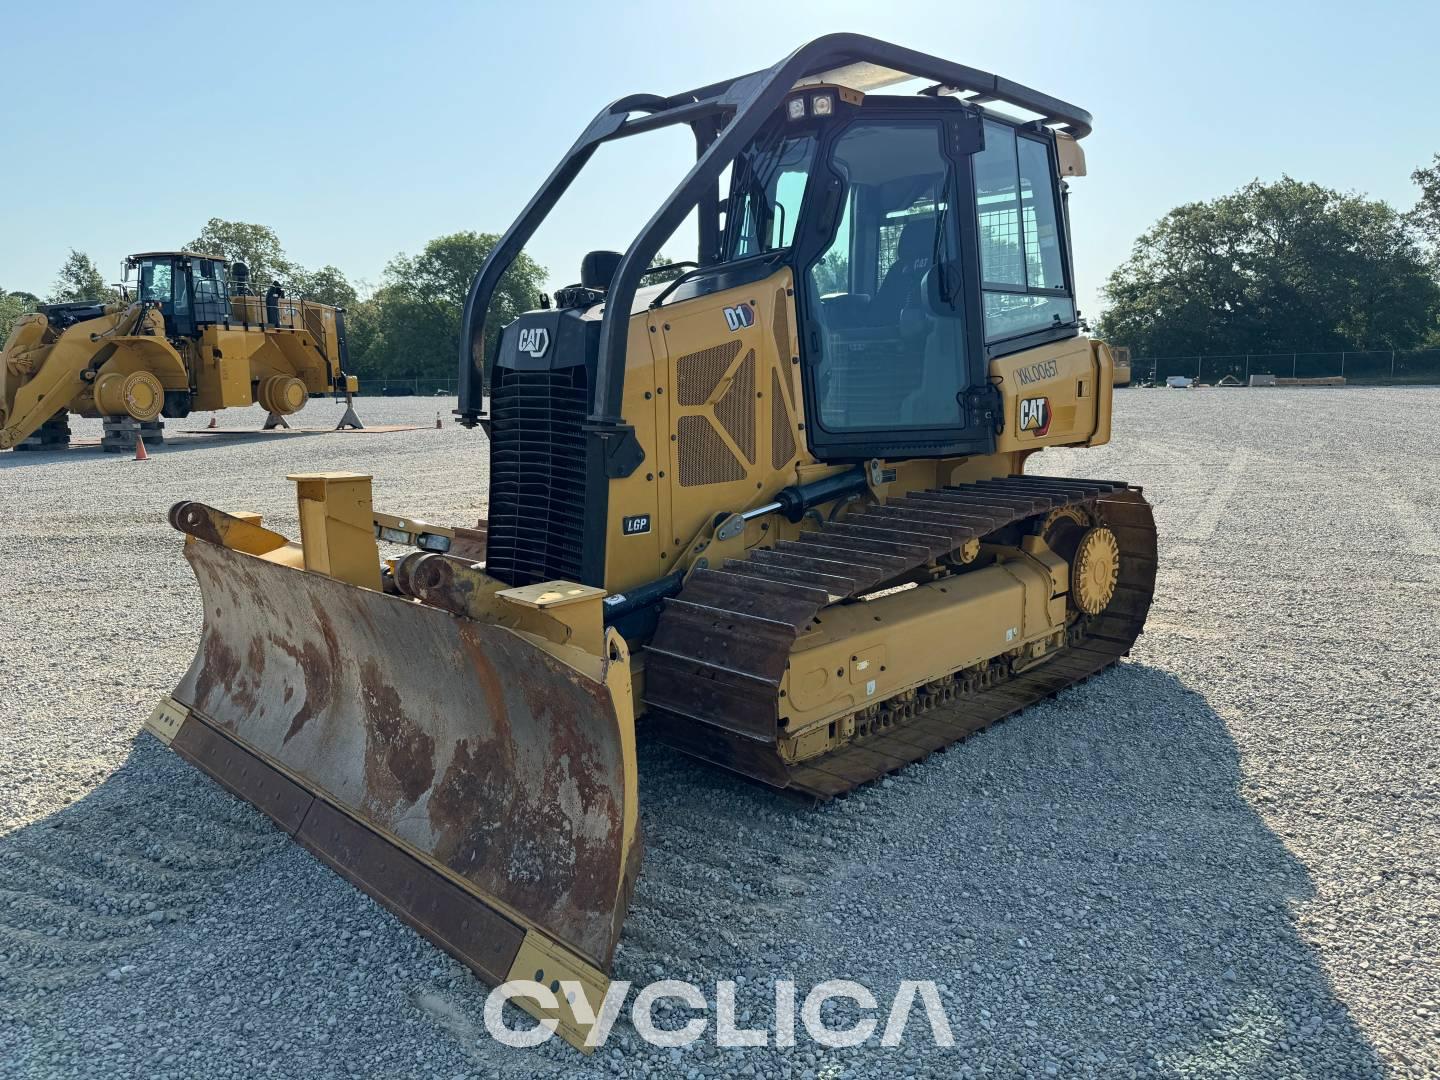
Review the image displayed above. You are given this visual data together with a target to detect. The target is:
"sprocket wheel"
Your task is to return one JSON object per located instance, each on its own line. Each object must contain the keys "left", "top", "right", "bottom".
{"left": 1071, "top": 526, "right": 1120, "bottom": 614}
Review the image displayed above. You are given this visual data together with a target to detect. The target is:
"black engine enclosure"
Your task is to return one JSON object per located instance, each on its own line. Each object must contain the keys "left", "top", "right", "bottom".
{"left": 484, "top": 303, "right": 607, "bottom": 587}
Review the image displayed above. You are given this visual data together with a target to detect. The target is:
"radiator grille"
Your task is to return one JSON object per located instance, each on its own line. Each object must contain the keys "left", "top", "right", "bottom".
{"left": 713, "top": 349, "right": 756, "bottom": 464}
{"left": 485, "top": 364, "right": 589, "bottom": 586}
{"left": 677, "top": 414, "right": 744, "bottom": 487}
{"left": 771, "top": 368, "right": 796, "bottom": 469}
{"left": 676, "top": 340, "right": 742, "bottom": 405}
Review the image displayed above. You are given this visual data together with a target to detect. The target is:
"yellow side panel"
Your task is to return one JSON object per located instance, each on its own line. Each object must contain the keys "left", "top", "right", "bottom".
{"left": 192, "top": 322, "right": 333, "bottom": 410}
{"left": 990, "top": 336, "right": 1108, "bottom": 453}
{"left": 601, "top": 314, "right": 668, "bottom": 593}
{"left": 602, "top": 269, "right": 808, "bottom": 593}
{"left": 781, "top": 555, "right": 1057, "bottom": 731}
{"left": 194, "top": 329, "right": 256, "bottom": 409}
{"left": 1089, "top": 339, "right": 1115, "bottom": 447}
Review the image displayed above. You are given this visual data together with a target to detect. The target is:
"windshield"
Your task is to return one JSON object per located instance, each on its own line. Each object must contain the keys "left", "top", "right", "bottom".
{"left": 137, "top": 259, "right": 175, "bottom": 304}
{"left": 724, "top": 130, "right": 816, "bottom": 260}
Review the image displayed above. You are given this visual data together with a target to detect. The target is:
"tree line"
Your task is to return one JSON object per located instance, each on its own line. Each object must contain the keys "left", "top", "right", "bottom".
{"left": 6, "top": 153, "right": 1438, "bottom": 369}
{"left": 1094, "top": 155, "right": 1440, "bottom": 356}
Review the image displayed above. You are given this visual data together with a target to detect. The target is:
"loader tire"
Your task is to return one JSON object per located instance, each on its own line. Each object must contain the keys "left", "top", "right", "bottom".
{"left": 256, "top": 376, "right": 308, "bottom": 417}
{"left": 94, "top": 370, "right": 164, "bottom": 422}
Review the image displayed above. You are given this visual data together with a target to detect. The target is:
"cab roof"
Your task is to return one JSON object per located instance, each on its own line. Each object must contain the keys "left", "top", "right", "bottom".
{"left": 630, "top": 33, "right": 1091, "bottom": 140}
{"left": 128, "top": 250, "right": 227, "bottom": 263}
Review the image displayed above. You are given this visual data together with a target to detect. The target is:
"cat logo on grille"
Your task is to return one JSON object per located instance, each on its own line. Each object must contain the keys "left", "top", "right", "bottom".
{"left": 723, "top": 304, "right": 755, "bottom": 332}
{"left": 1019, "top": 396, "right": 1051, "bottom": 436}
{"left": 517, "top": 327, "right": 550, "bottom": 358}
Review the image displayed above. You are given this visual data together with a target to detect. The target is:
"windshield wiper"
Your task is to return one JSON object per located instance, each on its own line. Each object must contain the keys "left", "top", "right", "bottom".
{"left": 931, "top": 175, "right": 957, "bottom": 306}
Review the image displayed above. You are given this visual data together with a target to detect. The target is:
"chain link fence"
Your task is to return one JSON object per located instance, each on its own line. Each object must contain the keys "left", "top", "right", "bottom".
{"left": 1130, "top": 350, "right": 1440, "bottom": 386}
{"left": 355, "top": 376, "right": 459, "bottom": 397}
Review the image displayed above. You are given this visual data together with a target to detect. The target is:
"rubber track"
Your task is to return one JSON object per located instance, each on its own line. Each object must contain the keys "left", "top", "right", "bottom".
{"left": 643, "top": 476, "right": 1158, "bottom": 798}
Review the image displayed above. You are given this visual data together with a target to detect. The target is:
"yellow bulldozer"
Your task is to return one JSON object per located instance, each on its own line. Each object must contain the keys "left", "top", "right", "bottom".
{"left": 146, "top": 36, "right": 1156, "bottom": 1049}
{"left": 0, "top": 250, "right": 359, "bottom": 452}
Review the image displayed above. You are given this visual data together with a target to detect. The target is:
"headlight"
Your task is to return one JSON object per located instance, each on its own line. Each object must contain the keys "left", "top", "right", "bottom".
{"left": 786, "top": 97, "right": 805, "bottom": 120}
{"left": 812, "top": 94, "right": 833, "bottom": 116}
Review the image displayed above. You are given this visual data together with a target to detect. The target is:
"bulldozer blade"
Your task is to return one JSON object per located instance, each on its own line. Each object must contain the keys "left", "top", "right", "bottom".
{"left": 150, "top": 536, "right": 639, "bottom": 1050}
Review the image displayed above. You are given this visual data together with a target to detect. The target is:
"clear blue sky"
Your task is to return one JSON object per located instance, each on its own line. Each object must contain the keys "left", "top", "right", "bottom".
{"left": 2, "top": 0, "right": 1436, "bottom": 321}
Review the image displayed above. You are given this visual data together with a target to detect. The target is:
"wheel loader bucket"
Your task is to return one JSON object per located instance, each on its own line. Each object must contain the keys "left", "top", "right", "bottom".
{"left": 147, "top": 493, "right": 639, "bottom": 1051}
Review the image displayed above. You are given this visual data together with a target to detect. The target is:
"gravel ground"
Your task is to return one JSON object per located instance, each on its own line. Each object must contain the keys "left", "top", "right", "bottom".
{"left": 1, "top": 389, "right": 1436, "bottom": 1079}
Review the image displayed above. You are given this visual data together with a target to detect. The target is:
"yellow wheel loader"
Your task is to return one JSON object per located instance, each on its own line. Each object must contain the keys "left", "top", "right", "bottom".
{"left": 147, "top": 35, "right": 1155, "bottom": 1050}
{"left": 0, "top": 251, "right": 360, "bottom": 451}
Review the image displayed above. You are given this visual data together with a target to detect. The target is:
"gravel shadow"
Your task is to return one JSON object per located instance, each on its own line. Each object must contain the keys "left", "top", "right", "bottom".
{"left": 617, "top": 661, "right": 1392, "bottom": 1078}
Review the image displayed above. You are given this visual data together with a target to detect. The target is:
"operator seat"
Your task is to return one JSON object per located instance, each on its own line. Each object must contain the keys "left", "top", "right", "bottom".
{"left": 867, "top": 218, "right": 936, "bottom": 325}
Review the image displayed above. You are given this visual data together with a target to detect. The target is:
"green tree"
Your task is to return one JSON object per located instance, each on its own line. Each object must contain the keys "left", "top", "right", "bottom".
{"left": 350, "top": 232, "right": 545, "bottom": 381}
{"left": 343, "top": 293, "right": 385, "bottom": 374}
{"left": 187, "top": 219, "right": 296, "bottom": 285}
{"left": 0, "top": 290, "right": 38, "bottom": 341}
{"left": 48, "top": 250, "right": 118, "bottom": 304}
{"left": 641, "top": 252, "right": 688, "bottom": 286}
{"left": 1096, "top": 178, "right": 1440, "bottom": 355}
{"left": 1412, "top": 155, "right": 1440, "bottom": 345}
{"left": 1410, "top": 154, "right": 1440, "bottom": 265}
{"left": 289, "top": 264, "right": 358, "bottom": 309}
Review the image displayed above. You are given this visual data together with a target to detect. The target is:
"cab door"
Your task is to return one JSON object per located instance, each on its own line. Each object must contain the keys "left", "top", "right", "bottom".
{"left": 795, "top": 113, "right": 994, "bottom": 462}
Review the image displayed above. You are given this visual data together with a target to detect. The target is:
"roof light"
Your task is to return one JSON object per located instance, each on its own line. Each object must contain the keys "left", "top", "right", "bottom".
{"left": 786, "top": 97, "right": 806, "bottom": 120}
{"left": 812, "top": 93, "right": 833, "bottom": 116}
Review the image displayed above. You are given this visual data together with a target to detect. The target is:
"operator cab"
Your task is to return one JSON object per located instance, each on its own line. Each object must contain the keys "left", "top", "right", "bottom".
{"left": 703, "top": 84, "right": 1079, "bottom": 458}
{"left": 125, "top": 251, "right": 233, "bottom": 338}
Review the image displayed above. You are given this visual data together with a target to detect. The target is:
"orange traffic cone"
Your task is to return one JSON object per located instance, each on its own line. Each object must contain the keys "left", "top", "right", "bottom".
{"left": 207, "top": 414, "right": 217, "bottom": 429}
{"left": 134, "top": 436, "right": 149, "bottom": 461}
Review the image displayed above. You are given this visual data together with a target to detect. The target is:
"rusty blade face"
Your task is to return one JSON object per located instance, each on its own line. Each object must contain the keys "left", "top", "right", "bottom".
{"left": 172, "top": 539, "right": 635, "bottom": 972}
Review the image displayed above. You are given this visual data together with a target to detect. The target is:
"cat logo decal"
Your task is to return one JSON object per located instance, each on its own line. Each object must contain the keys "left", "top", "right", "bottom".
{"left": 1018, "top": 396, "right": 1051, "bottom": 436}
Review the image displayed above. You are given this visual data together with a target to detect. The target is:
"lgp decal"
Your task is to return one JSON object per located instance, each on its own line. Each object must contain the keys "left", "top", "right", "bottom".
{"left": 517, "top": 327, "right": 550, "bottom": 358}
{"left": 723, "top": 304, "right": 755, "bottom": 332}
{"left": 1019, "top": 396, "right": 1052, "bottom": 436}
{"left": 622, "top": 514, "right": 651, "bottom": 536}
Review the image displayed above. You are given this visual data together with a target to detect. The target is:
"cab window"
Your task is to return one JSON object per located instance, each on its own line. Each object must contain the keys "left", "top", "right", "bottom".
{"left": 138, "top": 259, "right": 174, "bottom": 304}
{"left": 193, "top": 259, "right": 230, "bottom": 323}
{"left": 725, "top": 131, "right": 816, "bottom": 259}
{"left": 973, "top": 120, "right": 1075, "bottom": 342}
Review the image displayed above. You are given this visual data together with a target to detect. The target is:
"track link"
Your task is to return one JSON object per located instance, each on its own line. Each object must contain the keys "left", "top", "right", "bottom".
{"left": 643, "top": 475, "right": 1158, "bottom": 797}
